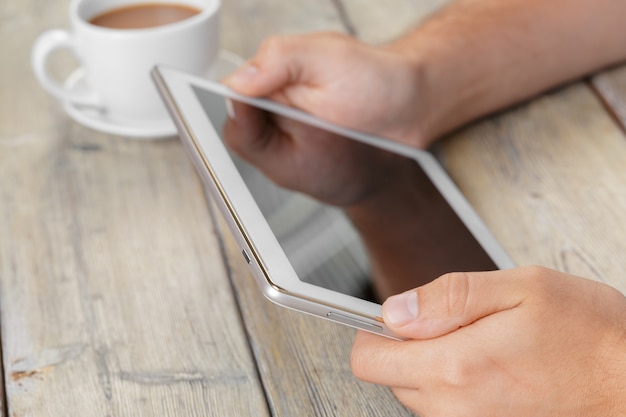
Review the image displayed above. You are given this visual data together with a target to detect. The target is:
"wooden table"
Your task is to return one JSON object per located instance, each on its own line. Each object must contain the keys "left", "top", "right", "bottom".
{"left": 2, "top": 1, "right": 626, "bottom": 415}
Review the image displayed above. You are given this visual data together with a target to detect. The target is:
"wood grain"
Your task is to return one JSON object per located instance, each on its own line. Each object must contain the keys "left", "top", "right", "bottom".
{"left": 220, "top": 0, "right": 345, "bottom": 59}
{"left": 437, "top": 82, "right": 626, "bottom": 293}
{"left": 0, "top": 0, "right": 269, "bottom": 415}
{"left": 0, "top": 137, "right": 269, "bottom": 417}
{"left": 338, "top": 0, "right": 450, "bottom": 44}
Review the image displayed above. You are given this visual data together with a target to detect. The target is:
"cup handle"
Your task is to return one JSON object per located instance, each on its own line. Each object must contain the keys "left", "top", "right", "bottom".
{"left": 31, "top": 29, "right": 102, "bottom": 108}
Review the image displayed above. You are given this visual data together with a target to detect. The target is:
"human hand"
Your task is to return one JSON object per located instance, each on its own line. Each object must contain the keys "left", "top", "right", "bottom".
{"left": 223, "top": 100, "right": 418, "bottom": 207}
{"left": 351, "top": 266, "right": 626, "bottom": 417}
{"left": 223, "top": 32, "right": 434, "bottom": 148}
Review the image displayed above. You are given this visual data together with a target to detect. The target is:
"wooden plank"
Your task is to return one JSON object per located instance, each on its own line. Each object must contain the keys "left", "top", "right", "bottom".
{"left": 0, "top": 4, "right": 72, "bottom": 417}
{"left": 0, "top": 137, "right": 269, "bottom": 417}
{"left": 0, "top": 1, "right": 71, "bottom": 141}
{"left": 338, "top": 0, "right": 450, "bottom": 44}
{"left": 221, "top": 0, "right": 346, "bottom": 59}
{"left": 436, "top": 82, "right": 626, "bottom": 294}
{"left": 591, "top": 64, "right": 626, "bottom": 134}
{"left": 0, "top": 0, "right": 269, "bottom": 415}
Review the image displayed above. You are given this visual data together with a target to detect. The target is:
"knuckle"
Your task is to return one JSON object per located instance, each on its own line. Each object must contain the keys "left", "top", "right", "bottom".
{"left": 522, "top": 264, "right": 551, "bottom": 280}
{"left": 319, "top": 31, "right": 360, "bottom": 55}
{"left": 440, "top": 354, "right": 473, "bottom": 389}
{"left": 519, "top": 265, "right": 556, "bottom": 297}
{"left": 390, "top": 387, "right": 423, "bottom": 416}
{"left": 349, "top": 342, "right": 368, "bottom": 381}
{"left": 316, "top": 30, "right": 352, "bottom": 44}
{"left": 439, "top": 272, "right": 472, "bottom": 318}
{"left": 257, "top": 35, "right": 292, "bottom": 59}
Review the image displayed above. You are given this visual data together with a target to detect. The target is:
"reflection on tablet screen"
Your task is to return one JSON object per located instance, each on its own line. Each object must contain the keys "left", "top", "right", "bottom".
{"left": 192, "top": 86, "right": 496, "bottom": 303}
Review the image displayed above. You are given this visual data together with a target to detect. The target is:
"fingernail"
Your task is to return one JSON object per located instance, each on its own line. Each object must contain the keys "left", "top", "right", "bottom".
{"left": 384, "top": 291, "right": 419, "bottom": 326}
{"left": 226, "top": 63, "right": 259, "bottom": 87}
{"left": 225, "top": 98, "right": 235, "bottom": 120}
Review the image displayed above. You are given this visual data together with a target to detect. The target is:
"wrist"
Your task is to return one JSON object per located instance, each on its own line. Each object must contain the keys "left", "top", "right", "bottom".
{"left": 590, "top": 291, "right": 626, "bottom": 416}
{"left": 379, "top": 40, "right": 444, "bottom": 147}
{"left": 605, "top": 308, "right": 626, "bottom": 415}
{"left": 382, "top": 0, "right": 573, "bottom": 143}
{"left": 384, "top": 27, "right": 494, "bottom": 144}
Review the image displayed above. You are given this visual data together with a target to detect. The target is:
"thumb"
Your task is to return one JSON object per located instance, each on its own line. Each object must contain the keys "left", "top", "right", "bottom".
{"left": 222, "top": 35, "right": 312, "bottom": 97}
{"left": 382, "top": 268, "right": 528, "bottom": 339}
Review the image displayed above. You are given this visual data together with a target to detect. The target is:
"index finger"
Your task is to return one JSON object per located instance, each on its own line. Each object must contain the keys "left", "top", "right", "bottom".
{"left": 223, "top": 99, "right": 275, "bottom": 159}
{"left": 351, "top": 304, "right": 519, "bottom": 390}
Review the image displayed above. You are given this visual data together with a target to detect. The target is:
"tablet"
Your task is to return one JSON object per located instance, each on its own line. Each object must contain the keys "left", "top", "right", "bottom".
{"left": 152, "top": 65, "right": 515, "bottom": 340}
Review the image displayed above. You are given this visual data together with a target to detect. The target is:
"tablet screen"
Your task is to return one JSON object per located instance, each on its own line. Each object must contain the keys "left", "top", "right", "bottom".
{"left": 192, "top": 86, "right": 497, "bottom": 302}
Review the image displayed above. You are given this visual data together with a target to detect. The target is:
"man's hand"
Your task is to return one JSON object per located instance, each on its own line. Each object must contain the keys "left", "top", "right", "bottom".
{"left": 351, "top": 266, "right": 626, "bottom": 417}
{"left": 223, "top": 32, "right": 434, "bottom": 148}
{"left": 223, "top": 99, "right": 418, "bottom": 208}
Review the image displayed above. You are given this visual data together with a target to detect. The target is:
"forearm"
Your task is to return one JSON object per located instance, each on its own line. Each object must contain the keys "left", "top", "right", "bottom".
{"left": 388, "top": 0, "right": 626, "bottom": 142}
{"left": 601, "top": 303, "right": 626, "bottom": 416}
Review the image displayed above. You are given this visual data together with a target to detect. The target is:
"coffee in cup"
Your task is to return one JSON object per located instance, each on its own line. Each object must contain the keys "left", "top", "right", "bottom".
{"left": 32, "top": 0, "right": 220, "bottom": 126}
{"left": 89, "top": 3, "right": 201, "bottom": 30}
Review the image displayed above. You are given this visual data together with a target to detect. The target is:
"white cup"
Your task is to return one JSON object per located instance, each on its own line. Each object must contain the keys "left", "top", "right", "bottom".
{"left": 32, "top": 0, "right": 220, "bottom": 123}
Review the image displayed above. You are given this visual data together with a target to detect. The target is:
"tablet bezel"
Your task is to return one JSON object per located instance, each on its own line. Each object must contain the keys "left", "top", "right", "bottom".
{"left": 152, "top": 65, "right": 515, "bottom": 339}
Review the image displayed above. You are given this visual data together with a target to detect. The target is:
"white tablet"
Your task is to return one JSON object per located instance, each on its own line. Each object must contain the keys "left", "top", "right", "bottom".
{"left": 152, "top": 65, "right": 515, "bottom": 340}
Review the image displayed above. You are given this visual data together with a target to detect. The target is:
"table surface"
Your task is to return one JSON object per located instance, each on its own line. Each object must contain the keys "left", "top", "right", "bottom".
{"left": 2, "top": 0, "right": 626, "bottom": 416}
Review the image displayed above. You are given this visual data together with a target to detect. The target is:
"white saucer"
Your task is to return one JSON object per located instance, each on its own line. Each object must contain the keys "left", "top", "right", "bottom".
{"left": 63, "top": 50, "right": 244, "bottom": 140}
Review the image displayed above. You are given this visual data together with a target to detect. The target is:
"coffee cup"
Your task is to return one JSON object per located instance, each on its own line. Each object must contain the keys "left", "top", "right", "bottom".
{"left": 32, "top": 0, "right": 220, "bottom": 124}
